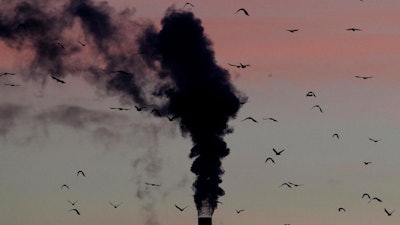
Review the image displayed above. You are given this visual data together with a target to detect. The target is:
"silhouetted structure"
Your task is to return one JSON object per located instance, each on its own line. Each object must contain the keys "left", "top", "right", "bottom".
{"left": 198, "top": 217, "right": 212, "bottom": 225}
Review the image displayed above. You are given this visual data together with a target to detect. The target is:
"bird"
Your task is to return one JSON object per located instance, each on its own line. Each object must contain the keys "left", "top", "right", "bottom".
{"left": 183, "top": 2, "right": 194, "bottom": 8}
{"left": 109, "top": 201, "right": 123, "bottom": 208}
{"left": 175, "top": 204, "right": 188, "bottom": 211}
{"left": 134, "top": 105, "right": 146, "bottom": 111}
{"left": 306, "top": 91, "right": 316, "bottom": 97}
{"left": 312, "top": 105, "right": 323, "bottom": 113}
{"left": 151, "top": 109, "right": 162, "bottom": 117}
{"left": 61, "top": 184, "right": 70, "bottom": 190}
{"left": 113, "top": 70, "right": 132, "bottom": 76}
{"left": 77, "top": 40, "right": 86, "bottom": 46}
{"left": 4, "top": 83, "right": 20, "bottom": 87}
{"left": 355, "top": 75, "right": 373, "bottom": 80}
{"left": 241, "top": 117, "right": 257, "bottom": 123}
{"left": 166, "top": 115, "right": 177, "bottom": 121}
{"left": 265, "top": 157, "right": 275, "bottom": 164}
{"left": 288, "top": 182, "right": 303, "bottom": 187}
{"left": 55, "top": 42, "right": 65, "bottom": 49}
{"left": 235, "top": 209, "right": 245, "bottom": 214}
{"left": 384, "top": 208, "right": 395, "bottom": 216}
{"left": 346, "top": 28, "right": 362, "bottom": 32}
{"left": 145, "top": 182, "right": 161, "bottom": 187}
{"left": 263, "top": 117, "right": 278, "bottom": 122}
{"left": 51, "top": 75, "right": 65, "bottom": 84}
{"left": 272, "top": 148, "right": 285, "bottom": 155}
{"left": 234, "top": 8, "right": 249, "bottom": 16}
{"left": 69, "top": 208, "right": 80, "bottom": 215}
{"left": 77, "top": 170, "right": 85, "bottom": 177}
{"left": 332, "top": 133, "right": 340, "bottom": 139}
{"left": 363, "top": 161, "right": 372, "bottom": 165}
{"left": 67, "top": 200, "right": 78, "bottom": 206}
{"left": 368, "top": 138, "right": 381, "bottom": 143}
{"left": 368, "top": 197, "right": 382, "bottom": 203}
{"left": 228, "top": 63, "right": 250, "bottom": 68}
{"left": 338, "top": 207, "right": 346, "bottom": 212}
{"left": 0, "top": 72, "right": 15, "bottom": 77}
{"left": 287, "top": 29, "right": 299, "bottom": 33}
{"left": 110, "top": 107, "right": 130, "bottom": 111}
{"left": 279, "top": 183, "right": 293, "bottom": 188}
{"left": 362, "top": 193, "right": 371, "bottom": 199}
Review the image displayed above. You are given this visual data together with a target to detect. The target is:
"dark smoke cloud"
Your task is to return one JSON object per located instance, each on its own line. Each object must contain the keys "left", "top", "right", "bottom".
{"left": 154, "top": 8, "right": 245, "bottom": 213}
{"left": 0, "top": 0, "right": 246, "bottom": 215}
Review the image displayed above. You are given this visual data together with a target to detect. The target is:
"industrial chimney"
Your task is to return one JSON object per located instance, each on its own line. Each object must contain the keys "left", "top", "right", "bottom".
{"left": 198, "top": 200, "right": 213, "bottom": 225}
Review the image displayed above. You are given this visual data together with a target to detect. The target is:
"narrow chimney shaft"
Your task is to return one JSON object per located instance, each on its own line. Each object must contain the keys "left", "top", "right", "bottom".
{"left": 198, "top": 217, "right": 212, "bottom": 225}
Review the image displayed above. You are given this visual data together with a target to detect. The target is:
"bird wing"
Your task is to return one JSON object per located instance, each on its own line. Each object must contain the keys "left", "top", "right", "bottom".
{"left": 109, "top": 201, "right": 116, "bottom": 207}
{"left": 228, "top": 63, "right": 239, "bottom": 67}
{"left": 265, "top": 157, "right": 274, "bottom": 163}
{"left": 175, "top": 204, "right": 183, "bottom": 211}
{"left": 362, "top": 193, "right": 371, "bottom": 199}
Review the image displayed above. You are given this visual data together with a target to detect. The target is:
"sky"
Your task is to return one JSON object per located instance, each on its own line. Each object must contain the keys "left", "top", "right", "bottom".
{"left": 1, "top": 0, "right": 400, "bottom": 225}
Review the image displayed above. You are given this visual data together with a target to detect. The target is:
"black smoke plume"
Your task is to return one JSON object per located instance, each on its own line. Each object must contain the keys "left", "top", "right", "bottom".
{"left": 149, "top": 8, "right": 243, "bottom": 213}
{"left": 0, "top": 0, "right": 246, "bottom": 215}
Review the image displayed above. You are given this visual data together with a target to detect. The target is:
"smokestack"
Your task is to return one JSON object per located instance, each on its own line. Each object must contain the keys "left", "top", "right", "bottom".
{"left": 198, "top": 217, "right": 212, "bottom": 225}
{"left": 198, "top": 200, "right": 212, "bottom": 225}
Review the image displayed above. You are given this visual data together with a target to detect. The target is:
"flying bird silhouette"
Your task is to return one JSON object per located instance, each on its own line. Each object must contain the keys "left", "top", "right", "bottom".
{"left": 77, "top": 40, "right": 86, "bottom": 46}
{"left": 175, "top": 204, "right": 188, "bottom": 211}
{"left": 61, "top": 184, "right": 70, "bottom": 190}
{"left": 287, "top": 29, "right": 299, "bottom": 33}
{"left": 346, "top": 28, "right": 362, "bottom": 32}
{"left": 110, "top": 107, "right": 130, "bottom": 111}
{"left": 0, "top": 72, "right": 15, "bottom": 76}
{"left": 312, "top": 105, "right": 323, "bottom": 113}
{"left": 134, "top": 105, "right": 146, "bottom": 111}
{"left": 109, "top": 201, "right": 123, "bottom": 208}
{"left": 362, "top": 193, "right": 371, "bottom": 199}
{"left": 355, "top": 75, "right": 373, "bottom": 80}
{"left": 306, "top": 91, "right": 316, "bottom": 97}
{"left": 363, "top": 161, "right": 372, "bottom": 165}
{"left": 368, "top": 138, "right": 381, "bottom": 143}
{"left": 384, "top": 208, "right": 395, "bottom": 216}
{"left": 338, "top": 207, "right": 346, "bottom": 212}
{"left": 112, "top": 70, "right": 133, "bottom": 76}
{"left": 368, "top": 197, "right": 382, "bottom": 203}
{"left": 265, "top": 157, "right": 275, "bottom": 164}
{"left": 151, "top": 109, "right": 162, "bottom": 117}
{"left": 235, "top": 209, "right": 245, "bottom": 214}
{"left": 228, "top": 63, "right": 250, "bottom": 68}
{"left": 4, "top": 83, "right": 20, "bottom": 87}
{"left": 69, "top": 208, "right": 80, "bottom": 215}
{"left": 77, "top": 170, "right": 85, "bottom": 177}
{"left": 67, "top": 200, "right": 78, "bottom": 206}
{"left": 183, "top": 2, "right": 194, "bottom": 8}
{"left": 166, "top": 115, "right": 177, "bottom": 121}
{"left": 241, "top": 117, "right": 258, "bottom": 123}
{"left": 145, "top": 182, "right": 161, "bottom": 187}
{"left": 332, "top": 133, "right": 339, "bottom": 139}
{"left": 51, "top": 75, "right": 65, "bottom": 84}
{"left": 55, "top": 42, "right": 65, "bottom": 49}
{"left": 279, "top": 183, "right": 293, "bottom": 188}
{"left": 235, "top": 8, "right": 249, "bottom": 16}
{"left": 263, "top": 117, "right": 278, "bottom": 122}
{"left": 288, "top": 182, "right": 302, "bottom": 187}
{"left": 272, "top": 148, "right": 285, "bottom": 155}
